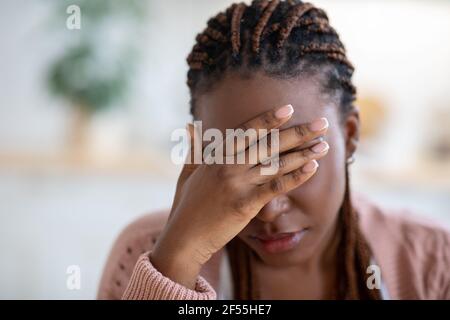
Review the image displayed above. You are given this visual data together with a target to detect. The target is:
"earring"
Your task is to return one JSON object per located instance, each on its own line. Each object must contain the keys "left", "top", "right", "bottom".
{"left": 346, "top": 155, "right": 355, "bottom": 165}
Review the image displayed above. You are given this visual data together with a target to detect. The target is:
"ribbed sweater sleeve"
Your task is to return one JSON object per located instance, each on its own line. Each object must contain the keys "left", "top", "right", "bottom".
{"left": 122, "top": 252, "right": 217, "bottom": 300}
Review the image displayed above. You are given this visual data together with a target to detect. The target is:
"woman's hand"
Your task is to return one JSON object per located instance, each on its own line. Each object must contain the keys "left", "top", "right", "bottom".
{"left": 150, "top": 105, "right": 329, "bottom": 289}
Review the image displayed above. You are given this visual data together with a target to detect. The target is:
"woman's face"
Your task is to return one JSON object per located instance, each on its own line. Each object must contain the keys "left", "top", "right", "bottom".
{"left": 195, "top": 71, "right": 357, "bottom": 268}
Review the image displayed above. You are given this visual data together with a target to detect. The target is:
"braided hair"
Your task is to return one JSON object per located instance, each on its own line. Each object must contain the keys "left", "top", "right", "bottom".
{"left": 186, "top": 0, "right": 380, "bottom": 300}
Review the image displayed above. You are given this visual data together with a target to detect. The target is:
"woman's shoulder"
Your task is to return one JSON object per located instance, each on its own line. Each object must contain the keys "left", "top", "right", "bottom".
{"left": 354, "top": 193, "right": 450, "bottom": 299}
{"left": 97, "top": 210, "right": 170, "bottom": 299}
{"left": 354, "top": 193, "right": 450, "bottom": 251}
{"left": 116, "top": 210, "right": 170, "bottom": 242}
{"left": 108, "top": 210, "right": 171, "bottom": 262}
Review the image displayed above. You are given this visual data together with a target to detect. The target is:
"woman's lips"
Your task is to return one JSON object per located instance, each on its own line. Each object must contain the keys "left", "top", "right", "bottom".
{"left": 252, "top": 229, "right": 309, "bottom": 254}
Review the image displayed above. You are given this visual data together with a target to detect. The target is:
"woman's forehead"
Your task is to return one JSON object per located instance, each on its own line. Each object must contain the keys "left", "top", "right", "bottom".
{"left": 195, "top": 72, "right": 334, "bottom": 131}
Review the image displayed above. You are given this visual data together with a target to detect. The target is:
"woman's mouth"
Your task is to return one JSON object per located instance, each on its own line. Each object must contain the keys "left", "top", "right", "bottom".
{"left": 251, "top": 229, "right": 309, "bottom": 254}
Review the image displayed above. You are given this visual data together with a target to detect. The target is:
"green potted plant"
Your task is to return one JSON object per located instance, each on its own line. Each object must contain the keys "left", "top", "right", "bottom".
{"left": 47, "top": 0, "right": 147, "bottom": 160}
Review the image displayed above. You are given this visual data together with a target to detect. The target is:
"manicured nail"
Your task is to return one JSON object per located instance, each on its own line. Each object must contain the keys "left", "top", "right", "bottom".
{"left": 275, "top": 104, "right": 294, "bottom": 119}
{"left": 302, "top": 160, "right": 318, "bottom": 173}
{"left": 309, "top": 117, "right": 329, "bottom": 132}
{"left": 311, "top": 141, "right": 329, "bottom": 153}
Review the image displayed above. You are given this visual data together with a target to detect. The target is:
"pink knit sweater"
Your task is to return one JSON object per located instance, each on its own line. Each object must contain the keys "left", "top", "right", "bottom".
{"left": 97, "top": 194, "right": 450, "bottom": 299}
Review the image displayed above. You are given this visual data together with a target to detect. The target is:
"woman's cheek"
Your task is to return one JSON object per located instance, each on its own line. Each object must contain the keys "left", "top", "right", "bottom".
{"left": 287, "top": 139, "right": 346, "bottom": 224}
{"left": 318, "top": 148, "right": 346, "bottom": 230}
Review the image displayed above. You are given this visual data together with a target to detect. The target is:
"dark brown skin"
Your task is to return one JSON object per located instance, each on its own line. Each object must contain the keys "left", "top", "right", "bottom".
{"left": 151, "top": 71, "right": 360, "bottom": 299}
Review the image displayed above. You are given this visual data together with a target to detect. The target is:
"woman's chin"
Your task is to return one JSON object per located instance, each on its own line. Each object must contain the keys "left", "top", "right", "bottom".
{"left": 255, "top": 246, "right": 316, "bottom": 268}
{"left": 246, "top": 231, "right": 319, "bottom": 268}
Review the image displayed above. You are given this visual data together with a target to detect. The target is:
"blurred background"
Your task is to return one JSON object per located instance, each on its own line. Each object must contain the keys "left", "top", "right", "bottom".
{"left": 0, "top": 0, "right": 449, "bottom": 299}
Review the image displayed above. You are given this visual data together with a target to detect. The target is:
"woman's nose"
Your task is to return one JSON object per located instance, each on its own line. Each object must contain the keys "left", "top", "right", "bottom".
{"left": 255, "top": 195, "right": 291, "bottom": 223}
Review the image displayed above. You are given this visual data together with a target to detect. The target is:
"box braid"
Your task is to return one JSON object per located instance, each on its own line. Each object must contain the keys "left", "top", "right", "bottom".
{"left": 186, "top": 0, "right": 381, "bottom": 300}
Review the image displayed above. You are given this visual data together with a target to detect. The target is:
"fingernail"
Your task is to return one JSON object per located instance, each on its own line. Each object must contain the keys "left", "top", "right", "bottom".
{"left": 311, "top": 141, "right": 329, "bottom": 153}
{"left": 309, "top": 118, "right": 329, "bottom": 132}
{"left": 302, "top": 160, "right": 319, "bottom": 173}
{"left": 275, "top": 104, "right": 294, "bottom": 119}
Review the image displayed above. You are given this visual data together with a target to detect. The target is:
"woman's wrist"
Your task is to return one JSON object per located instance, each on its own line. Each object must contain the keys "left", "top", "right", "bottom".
{"left": 150, "top": 241, "right": 203, "bottom": 290}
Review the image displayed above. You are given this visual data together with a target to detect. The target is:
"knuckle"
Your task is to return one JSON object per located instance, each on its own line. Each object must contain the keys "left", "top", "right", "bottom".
{"left": 294, "top": 125, "right": 308, "bottom": 139}
{"left": 291, "top": 168, "right": 304, "bottom": 182}
{"left": 269, "top": 178, "right": 284, "bottom": 193}
{"left": 277, "top": 157, "right": 287, "bottom": 169}
{"left": 302, "top": 149, "right": 314, "bottom": 159}
{"left": 261, "top": 112, "right": 276, "bottom": 127}
{"left": 291, "top": 150, "right": 307, "bottom": 165}
{"left": 239, "top": 122, "right": 249, "bottom": 131}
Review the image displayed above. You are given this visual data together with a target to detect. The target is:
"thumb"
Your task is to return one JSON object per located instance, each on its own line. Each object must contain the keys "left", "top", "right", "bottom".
{"left": 169, "top": 123, "right": 200, "bottom": 220}
{"left": 183, "top": 123, "right": 200, "bottom": 172}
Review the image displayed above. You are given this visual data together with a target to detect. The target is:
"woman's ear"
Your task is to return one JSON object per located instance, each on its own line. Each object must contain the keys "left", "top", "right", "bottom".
{"left": 344, "top": 107, "right": 360, "bottom": 159}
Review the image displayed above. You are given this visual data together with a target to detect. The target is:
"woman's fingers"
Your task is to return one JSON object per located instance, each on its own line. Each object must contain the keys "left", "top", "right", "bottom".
{"left": 277, "top": 118, "right": 329, "bottom": 155}
{"left": 252, "top": 159, "right": 320, "bottom": 205}
{"left": 248, "top": 140, "right": 329, "bottom": 184}
{"left": 220, "top": 104, "right": 294, "bottom": 157}
{"left": 241, "top": 117, "right": 329, "bottom": 168}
